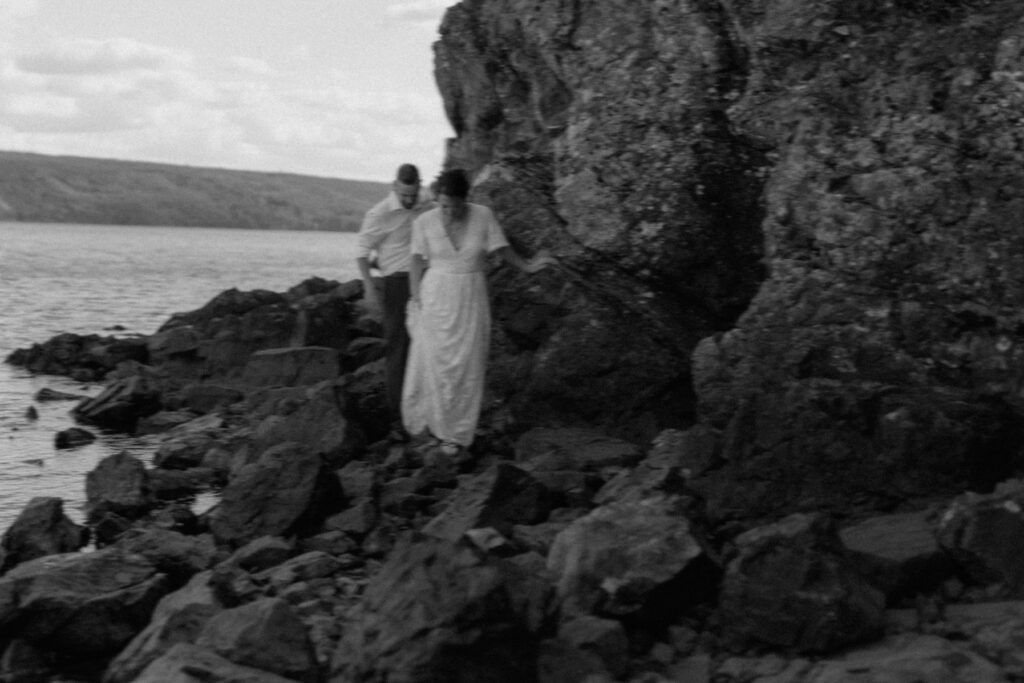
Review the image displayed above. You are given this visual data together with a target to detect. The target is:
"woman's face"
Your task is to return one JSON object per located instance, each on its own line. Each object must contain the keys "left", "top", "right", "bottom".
{"left": 439, "top": 193, "right": 468, "bottom": 223}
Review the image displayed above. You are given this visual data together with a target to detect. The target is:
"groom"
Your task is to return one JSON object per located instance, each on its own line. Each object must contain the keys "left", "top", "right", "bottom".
{"left": 355, "top": 163, "right": 433, "bottom": 442}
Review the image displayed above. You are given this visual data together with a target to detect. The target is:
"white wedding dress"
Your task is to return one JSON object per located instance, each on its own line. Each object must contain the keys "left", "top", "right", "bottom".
{"left": 401, "top": 203, "right": 509, "bottom": 446}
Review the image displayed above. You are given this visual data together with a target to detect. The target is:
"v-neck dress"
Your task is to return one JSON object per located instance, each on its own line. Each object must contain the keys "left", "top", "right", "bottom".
{"left": 401, "top": 203, "right": 509, "bottom": 446}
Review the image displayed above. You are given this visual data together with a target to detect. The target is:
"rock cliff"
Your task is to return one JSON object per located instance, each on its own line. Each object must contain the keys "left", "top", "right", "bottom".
{"left": 436, "top": 0, "right": 1024, "bottom": 519}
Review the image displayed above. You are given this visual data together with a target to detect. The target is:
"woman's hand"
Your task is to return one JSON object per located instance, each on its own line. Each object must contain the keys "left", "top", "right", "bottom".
{"left": 525, "top": 249, "right": 558, "bottom": 274}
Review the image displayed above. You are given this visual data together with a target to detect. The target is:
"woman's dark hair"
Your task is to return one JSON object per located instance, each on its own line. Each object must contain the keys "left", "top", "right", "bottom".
{"left": 435, "top": 169, "right": 470, "bottom": 199}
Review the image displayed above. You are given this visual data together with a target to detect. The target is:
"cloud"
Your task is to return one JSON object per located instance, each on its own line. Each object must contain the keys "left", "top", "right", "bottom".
{"left": 16, "top": 37, "right": 191, "bottom": 75}
{"left": 0, "top": 32, "right": 451, "bottom": 181}
{"left": 384, "top": 0, "right": 454, "bottom": 27}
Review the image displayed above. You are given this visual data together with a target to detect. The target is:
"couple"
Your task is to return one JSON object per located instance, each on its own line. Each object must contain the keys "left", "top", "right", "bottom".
{"left": 357, "top": 164, "right": 556, "bottom": 455}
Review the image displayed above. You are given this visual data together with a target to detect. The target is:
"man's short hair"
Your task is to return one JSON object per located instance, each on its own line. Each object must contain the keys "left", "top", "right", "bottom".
{"left": 396, "top": 164, "right": 420, "bottom": 185}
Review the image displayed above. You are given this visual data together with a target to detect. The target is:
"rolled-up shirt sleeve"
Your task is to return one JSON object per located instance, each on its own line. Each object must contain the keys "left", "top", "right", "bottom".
{"left": 357, "top": 209, "right": 384, "bottom": 259}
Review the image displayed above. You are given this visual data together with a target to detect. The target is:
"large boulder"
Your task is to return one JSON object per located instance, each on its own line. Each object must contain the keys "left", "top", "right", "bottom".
{"left": 718, "top": 512, "right": 886, "bottom": 654}
{"left": 193, "top": 598, "right": 319, "bottom": 683}
{"left": 85, "top": 451, "right": 157, "bottom": 522}
{"left": 422, "top": 462, "right": 551, "bottom": 542}
{"left": 0, "top": 548, "right": 168, "bottom": 657}
{"left": 332, "top": 535, "right": 552, "bottom": 682}
{"left": 547, "top": 495, "right": 713, "bottom": 623}
{"left": 936, "top": 480, "right": 1024, "bottom": 597}
{"left": 73, "top": 368, "right": 163, "bottom": 432}
{"left": 208, "top": 442, "right": 344, "bottom": 548}
{"left": 241, "top": 346, "right": 340, "bottom": 388}
{"left": 0, "top": 497, "right": 88, "bottom": 574}
{"left": 103, "top": 570, "right": 223, "bottom": 683}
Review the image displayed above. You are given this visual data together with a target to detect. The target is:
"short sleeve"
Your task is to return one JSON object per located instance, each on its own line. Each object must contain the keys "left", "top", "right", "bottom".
{"left": 410, "top": 214, "right": 428, "bottom": 257}
{"left": 483, "top": 207, "right": 510, "bottom": 253}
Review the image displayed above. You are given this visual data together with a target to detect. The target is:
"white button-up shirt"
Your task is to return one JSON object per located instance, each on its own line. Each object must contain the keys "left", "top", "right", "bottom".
{"left": 357, "top": 191, "right": 434, "bottom": 276}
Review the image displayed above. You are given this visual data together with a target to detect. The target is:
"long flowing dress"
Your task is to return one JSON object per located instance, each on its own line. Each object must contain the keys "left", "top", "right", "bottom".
{"left": 401, "top": 203, "right": 509, "bottom": 446}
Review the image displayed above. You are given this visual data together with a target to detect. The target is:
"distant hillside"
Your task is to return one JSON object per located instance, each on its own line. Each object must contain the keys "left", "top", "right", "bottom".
{"left": 0, "top": 151, "right": 389, "bottom": 231}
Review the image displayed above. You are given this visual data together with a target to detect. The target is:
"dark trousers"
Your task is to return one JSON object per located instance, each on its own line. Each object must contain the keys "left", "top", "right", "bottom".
{"left": 382, "top": 272, "right": 411, "bottom": 427}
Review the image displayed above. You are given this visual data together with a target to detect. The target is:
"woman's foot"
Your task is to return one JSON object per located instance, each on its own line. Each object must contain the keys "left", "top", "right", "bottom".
{"left": 439, "top": 441, "right": 460, "bottom": 456}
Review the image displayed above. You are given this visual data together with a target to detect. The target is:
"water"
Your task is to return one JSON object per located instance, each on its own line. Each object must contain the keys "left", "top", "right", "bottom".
{"left": 0, "top": 222, "right": 361, "bottom": 531}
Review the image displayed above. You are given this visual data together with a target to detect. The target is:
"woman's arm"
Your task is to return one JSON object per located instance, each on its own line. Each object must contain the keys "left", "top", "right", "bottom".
{"left": 409, "top": 254, "right": 427, "bottom": 304}
{"left": 494, "top": 246, "right": 558, "bottom": 274}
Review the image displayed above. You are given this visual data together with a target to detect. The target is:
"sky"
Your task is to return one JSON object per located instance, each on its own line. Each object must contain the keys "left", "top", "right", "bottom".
{"left": 0, "top": 0, "right": 458, "bottom": 182}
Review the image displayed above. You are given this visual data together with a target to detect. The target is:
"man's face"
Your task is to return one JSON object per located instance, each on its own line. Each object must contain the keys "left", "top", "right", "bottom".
{"left": 394, "top": 181, "right": 420, "bottom": 209}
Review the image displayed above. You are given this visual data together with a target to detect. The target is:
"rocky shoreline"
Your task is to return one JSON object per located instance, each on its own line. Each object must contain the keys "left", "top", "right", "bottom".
{"left": 1, "top": 276, "right": 1022, "bottom": 682}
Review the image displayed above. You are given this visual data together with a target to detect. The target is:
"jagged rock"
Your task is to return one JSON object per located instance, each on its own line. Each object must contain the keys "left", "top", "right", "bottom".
{"left": 0, "top": 548, "right": 168, "bottom": 656}
{"left": 556, "top": 615, "right": 630, "bottom": 678}
{"left": 422, "top": 462, "right": 551, "bottom": 542}
{"left": 547, "top": 495, "right": 712, "bottom": 622}
{"left": 252, "top": 551, "right": 343, "bottom": 593}
{"left": 135, "top": 410, "right": 199, "bottom": 436}
{"left": 85, "top": 451, "right": 157, "bottom": 522}
{"left": 331, "top": 535, "right": 551, "bottom": 682}
{"left": 151, "top": 413, "right": 226, "bottom": 469}
{"left": 536, "top": 638, "right": 611, "bottom": 683}
{"left": 72, "top": 369, "right": 162, "bottom": 432}
{"left": 24, "top": 405, "right": 38, "bottom": 420}
{"left": 643, "top": 425, "right": 722, "bottom": 478}
{"left": 115, "top": 528, "right": 218, "bottom": 587}
{"left": 719, "top": 512, "right": 885, "bottom": 654}
{"left": 936, "top": 480, "right": 1024, "bottom": 597}
{"left": 177, "top": 382, "right": 246, "bottom": 414}
{"left": 208, "top": 442, "right": 343, "bottom": 548}
{"left": 0, "top": 639, "right": 55, "bottom": 683}
{"left": 515, "top": 428, "right": 644, "bottom": 473}
{"left": 194, "top": 598, "right": 319, "bottom": 683}
{"left": 246, "top": 380, "right": 361, "bottom": 468}
{"left": 335, "top": 460, "right": 379, "bottom": 502}
{"left": 241, "top": 346, "right": 340, "bottom": 388}
{"left": 134, "top": 643, "right": 297, "bottom": 683}
{"left": 54, "top": 426, "right": 96, "bottom": 449}
{"left": 228, "top": 536, "right": 295, "bottom": 573}
{"left": 840, "top": 509, "right": 955, "bottom": 602}
{"left": 34, "top": 387, "right": 87, "bottom": 402}
{"left": 148, "top": 467, "right": 217, "bottom": 501}
{"left": 102, "top": 571, "right": 223, "bottom": 683}
{"left": 0, "top": 497, "right": 88, "bottom": 574}
{"left": 7, "top": 332, "right": 147, "bottom": 380}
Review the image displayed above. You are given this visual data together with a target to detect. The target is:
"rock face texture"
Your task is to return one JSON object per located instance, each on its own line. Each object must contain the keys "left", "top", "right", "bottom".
{"left": 434, "top": 0, "right": 1024, "bottom": 516}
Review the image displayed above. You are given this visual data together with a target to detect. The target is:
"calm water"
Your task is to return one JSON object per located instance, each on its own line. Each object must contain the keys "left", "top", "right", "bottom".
{"left": 0, "top": 222, "right": 361, "bottom": 531}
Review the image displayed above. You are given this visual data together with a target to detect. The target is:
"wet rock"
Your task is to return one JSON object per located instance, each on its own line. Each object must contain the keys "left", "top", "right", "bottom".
{"left": 194, "top": 597, "right": 319, "bottom": 683}
{"left": 936, "top": 480, "right": 1024, "bottom": 597}
{"left": 536, "top": 638, "right": 612, "bottom": 683}
{"left": 54, "top": 426, "right": 96, "bottom": 449}
{"left": 208, "top": 442, "right": 344, "bottom": 548}
{"left": 241, "top": 346, "right": 340, "bottom": 388}
{"left": 332, "top": 535, "right": 550, "bottom": 682}
{"left": 24, "top": 405, "right": 38, "bottom": 420}
{"left": 719, "top": 512, "right": 885, "bottom": 654}
{"left": 0, "top": 548, "right": 168, "bottom": 656}
{"left": 0, "top": 497, "right": 88, "bottom": 574}
{"left": 85, "top": 451, "right": 157, "bottom": 522}
{"left": 548, "top": 495, "right": 713, "bottom": 623}
{"left": 34, "top": 387, "right": 88, "bottom": 402}
{"left": 252, "top": 551, "right": 343, "bottom": 593}
{"left": 73, "top": 369, "right": 163, "bottom": 432}
{"left": 422, "top": 462, "right": 551, "bottom": 542}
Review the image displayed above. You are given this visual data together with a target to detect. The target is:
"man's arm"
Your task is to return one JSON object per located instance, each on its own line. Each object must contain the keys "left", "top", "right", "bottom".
{"left": 356, "top": 255, "right": 382, "bottom": 315}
